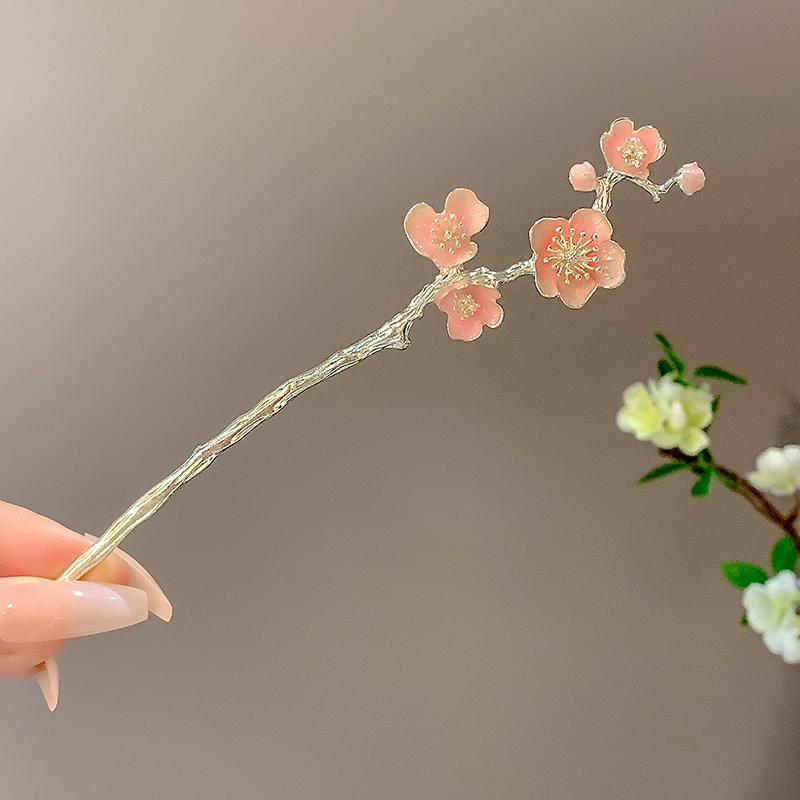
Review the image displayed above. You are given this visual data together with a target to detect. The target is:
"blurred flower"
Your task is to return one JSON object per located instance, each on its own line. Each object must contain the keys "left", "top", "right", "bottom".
{"left": 676, "top": 162, "right": 706, "bottom": 196}
{"left": 748, "top": 445, "right": 800, "bottom": 496}
{"left": 600, "top": 118, "right": 665, "bottom": 179}
{"left": 530, "top": 208, "right": 625, "bottom": 309}
{"left": 568, "top": 161, "right": 599, "bottom": 192}
{"left": 433, "top": 278, "right": 503, "bottom": 341}
{"left": 404, "top": 188, "right": 489, "bottom": 270}
{"left": 743, "top": 570, "right": 800, "bottom": 663}
{"left": 616, "top": 375, "right": 714, "bottom": 456}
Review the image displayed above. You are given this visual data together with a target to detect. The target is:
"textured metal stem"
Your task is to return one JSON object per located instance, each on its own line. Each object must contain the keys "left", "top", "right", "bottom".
{"left": 593, "top": 170, "right": 680, "bottom": 214}
{"left": 59, "top": 258, "right": 536, "bottom": 581}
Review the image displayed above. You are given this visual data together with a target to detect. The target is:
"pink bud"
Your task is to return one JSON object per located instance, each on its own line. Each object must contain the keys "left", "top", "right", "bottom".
{"left": 569, "top": 161, "right": 599, "bottom": 192}
{"left": 676, "top": 162, "right": 705, "bottom": 196}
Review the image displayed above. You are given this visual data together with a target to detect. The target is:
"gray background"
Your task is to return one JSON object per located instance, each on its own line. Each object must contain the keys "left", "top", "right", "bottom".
{"left": 1, "top": 1, "right": 799, "bottom": 798}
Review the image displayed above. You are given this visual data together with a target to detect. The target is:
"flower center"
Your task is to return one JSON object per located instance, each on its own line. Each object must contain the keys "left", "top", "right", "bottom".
{"left": 619, "top": 137, "right": 646, "bottom": 167}
{"left": 542, "top": 226, "right": 600, "bottom": 283}
{"left": 429, "top": 213, "right": 468, "bottom": 254}
{"left": 453, "top": 292, "right": 480, "bottom": 319}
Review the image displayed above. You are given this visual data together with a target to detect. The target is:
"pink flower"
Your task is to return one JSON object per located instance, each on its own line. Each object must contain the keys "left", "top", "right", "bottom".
{"left": 433, "top": 278, "right": 503, "bottom": 341}
{"left": 600, "top": 118, "right": 665, "bottom": 178}
{"left": 569, "top": 161, "right": 599, "bottom": 192}
{"left": 529, "top": 208, "right": 626, "bottom": 309}
{"left": 404, "top": 188, "right": 489, "bottom": 270}
{"left": 676, "top": 162, "right": 705, "bottom": 195}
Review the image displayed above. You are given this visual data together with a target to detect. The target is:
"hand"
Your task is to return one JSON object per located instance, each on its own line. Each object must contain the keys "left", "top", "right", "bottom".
{"left": 0, "top": 500, "right": 171, "bottom": 710}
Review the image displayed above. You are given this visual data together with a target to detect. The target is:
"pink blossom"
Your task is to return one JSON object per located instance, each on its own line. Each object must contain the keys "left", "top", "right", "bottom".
{"left": 404, "top": 188, "right": 489, "bottom": 270}
{"left": 676, "top": 162, "right": 705, "bottom": 195}
{"left": 433, "top": 278, "right": 503, "bottom": 341}
{"left": 600, "top": 118, "right": 665, "bottom": 178}
{"left": 530, "top": 208, "right": 626, "bottom": 309}
{"left": 569, "top": 161, "right": 599, "bottom": 192}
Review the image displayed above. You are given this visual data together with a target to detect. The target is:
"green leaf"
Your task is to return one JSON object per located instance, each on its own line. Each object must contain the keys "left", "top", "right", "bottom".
{"left": 711, "top": 395, "right": 720, "bottom": 414}
{"left": 654, "top": 331, "right": 685, "bottom": 374}
{"left": 721, "top": 561, "right": 769, "bottom": 589}
{"left": 637, "top": 461, "right": 692, "bottom": 484}
{"left": 771, "top": 536, "right": 798, "bottom": 573}
{"left": 713, "top": 468, "right": 738, "bottom": 492}
{"left": 691, "top": 469, "right": 713, "bottom": 497}
{"left": 693, "top": 365, "right": 748, "bottom": 385}
{"left": 657, "top": 358, "right": 674, "bottom": 377}
{"left": 740, "top": 612, "right": 748, "bottom": 626}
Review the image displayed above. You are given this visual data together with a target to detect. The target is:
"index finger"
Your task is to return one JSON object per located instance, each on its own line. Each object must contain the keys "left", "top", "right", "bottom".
{"left": 0, "top": 501, "right": 130, "bottom": 584}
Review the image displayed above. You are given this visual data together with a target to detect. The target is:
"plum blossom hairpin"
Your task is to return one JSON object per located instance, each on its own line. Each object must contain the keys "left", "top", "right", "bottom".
{"left": 46, "top": 119, "right": 703, "bottom": 706}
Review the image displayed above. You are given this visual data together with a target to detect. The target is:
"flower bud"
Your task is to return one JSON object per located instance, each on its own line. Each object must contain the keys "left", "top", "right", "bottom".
{"left": 568, "top": 161, "right": 599, "bottom": 192}
{"left": 676, "top": 162, "right": 705, "bottom": 196}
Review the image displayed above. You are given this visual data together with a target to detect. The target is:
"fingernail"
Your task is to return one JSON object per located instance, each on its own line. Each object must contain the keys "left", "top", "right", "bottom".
{"left": 35, "top": 657, "right": 59, "bottom": 711}
{"left": 0, "top": 579, "right": 149, "bottom": 642}
{"left": 84, "top": 534, "right": 172, "bottom": 622}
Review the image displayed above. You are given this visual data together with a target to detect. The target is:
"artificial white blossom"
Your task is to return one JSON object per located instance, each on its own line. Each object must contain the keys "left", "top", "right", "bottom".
{"left": 616, "top": 375, "right": 714, "bottom": 456}
{"left": 743, "top": 570, "right": 800, "bottom": 663}
{"left": 747, "top": 445, "right": 800, "bottom": 496}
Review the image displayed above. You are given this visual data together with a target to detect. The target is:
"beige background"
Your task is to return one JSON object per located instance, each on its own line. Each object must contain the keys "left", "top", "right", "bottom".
{"left": 1, "top": 2, "right": 799, "bottom": 798}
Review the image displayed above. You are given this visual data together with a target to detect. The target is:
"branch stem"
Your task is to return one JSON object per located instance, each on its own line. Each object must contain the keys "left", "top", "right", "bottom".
{"left": 658, "top": 447, "right": 800, "bottom": 551}
{"left": 593, "top": 170, "right": 680, "bottom": 214}
{"left": 59, "top": 258, "right": 536, "bottom": 581}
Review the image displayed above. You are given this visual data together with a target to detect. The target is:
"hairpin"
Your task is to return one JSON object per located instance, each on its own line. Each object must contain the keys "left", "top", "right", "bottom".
{"left": 60, "top": 117, "right": 703, "bottom": 584}
{"left": 40, "top": 119, "right": 704, "bottom": 706}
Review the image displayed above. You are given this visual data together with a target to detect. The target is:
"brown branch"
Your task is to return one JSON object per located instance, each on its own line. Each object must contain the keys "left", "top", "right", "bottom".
{"left": 657, "top": 447, "right": 800, "bottom": 552}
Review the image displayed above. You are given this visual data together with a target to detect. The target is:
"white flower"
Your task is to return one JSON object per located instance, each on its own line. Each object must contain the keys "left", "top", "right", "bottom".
{"left": 747, "top": 445, "right": 800, "bottom": 496}
{"left": 616, "top": 375, "right": 714, "bottom": 456}
{"left": 743, "top": 570, "right": 800, "bottom": 663}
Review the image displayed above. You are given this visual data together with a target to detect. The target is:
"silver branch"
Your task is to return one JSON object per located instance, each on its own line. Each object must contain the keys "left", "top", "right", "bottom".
{"left": 59, "top": 258, "right": 536, "bottom": 580}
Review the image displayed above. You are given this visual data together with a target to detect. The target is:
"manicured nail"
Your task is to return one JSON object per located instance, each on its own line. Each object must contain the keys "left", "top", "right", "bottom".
{"left": 84, "top": 535, "right": 172, "bottom": 622}
{"left": 0, "top": 578, "right": 149, "bottom": 642}
{"left": 35, "top": 657, "right": 59, "bottom": 711}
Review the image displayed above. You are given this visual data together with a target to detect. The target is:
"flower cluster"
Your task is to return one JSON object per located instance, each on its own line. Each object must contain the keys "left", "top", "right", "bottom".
{"left": 403, "top": 120, "right": 704, "bottom": 338}
{"left": 743, "top": 571, "right": 800, "bottom": 663}
{"left": 617, "top": 333, "right": 800, "bottom": 667}
{"left": 617, "top": 375, "right": 714, "bottom": 456}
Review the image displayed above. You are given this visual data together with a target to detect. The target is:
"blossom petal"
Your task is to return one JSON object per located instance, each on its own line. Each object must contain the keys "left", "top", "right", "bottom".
{"left": 480, "top": 301, "right": 503, "bottom": 328}
{"left": 533, "top": 262, "right": 559, "bottom": 298}
{"left": 442, "top": 188, "right": 489, "bottom": 237}
{"left": 446, "top": 314, "right": 484, "bottom": 342}
{"left": 472, "top": 285, "right": 503, "bottom": 327}
{"left": 403, "top": 202, "right": 438, "bottom": 260}
{"left": 636, "top": 125, "right": 666, "bottom": 163}
{"left": 677, "top": 427, "right": 709, "bottom": 456}
{"left": 557, "top": 276, "right": 598, "bottom": 309}
{"left": 594, "top": 240, "right": 626, "bottom": 288}
{"left": 529, "top": 217, "right": 567, "bottom": 257}
{"left": 569, "top": 208, "right": 612, "bottom": 243}
{"left": 433, "top": 240, "right": 478, "bottom": 270}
